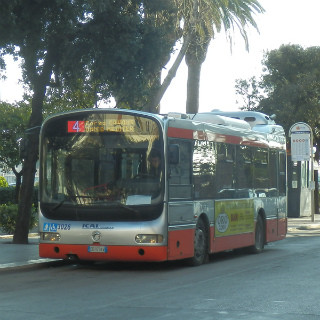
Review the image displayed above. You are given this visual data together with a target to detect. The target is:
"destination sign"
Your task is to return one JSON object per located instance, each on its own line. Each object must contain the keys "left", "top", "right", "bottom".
{"left": 68, "top": 119, "right": 136, "bottom": 133}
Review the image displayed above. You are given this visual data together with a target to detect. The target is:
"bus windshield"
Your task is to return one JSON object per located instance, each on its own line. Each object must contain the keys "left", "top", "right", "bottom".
{"left": 40, "top": 112, "right": 164, "bottom": 221}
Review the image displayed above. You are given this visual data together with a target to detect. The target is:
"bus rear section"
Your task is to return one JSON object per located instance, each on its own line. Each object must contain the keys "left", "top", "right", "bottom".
{"left": 165, "top": 111, "right": 287, "bottom": 262}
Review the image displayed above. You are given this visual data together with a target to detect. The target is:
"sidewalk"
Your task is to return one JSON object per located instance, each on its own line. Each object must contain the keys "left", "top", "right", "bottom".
{"left": 287, "top": 215, "right": 320, "bottom": 234}
{"left": 0, "top": 233, "right": 57, "bottom": 271}
{"left": 0, "top": 216, "right": 320, "bottom": 271}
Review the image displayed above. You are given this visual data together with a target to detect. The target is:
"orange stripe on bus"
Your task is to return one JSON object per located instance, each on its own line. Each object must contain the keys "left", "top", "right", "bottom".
{"left": 212, "top": 232, "right": 254, "bottom": 253}
{"left": 266, "top": 218, "right": 287, "bottom": 242}
{"left": 167, "top": 127, "right": 193, "bottom": 139}
{"left": 39, "top": 244, "right": 168, "bottom": 262}
{"left": 168, "top": 229, "right": 194, "bottom": 260}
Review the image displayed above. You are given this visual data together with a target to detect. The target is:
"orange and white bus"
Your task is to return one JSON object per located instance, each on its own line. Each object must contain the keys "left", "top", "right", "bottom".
{"left": 39, "top": 109, "right": 287, "bottom": 266}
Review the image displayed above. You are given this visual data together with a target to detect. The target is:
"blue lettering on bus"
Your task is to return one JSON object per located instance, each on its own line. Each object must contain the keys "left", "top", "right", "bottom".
{"left": 43, "top": 223, "right": 71, "bottom": 231}
{"left": 43, "top": 223, "right": 58, "bottom": 232}
{"left": 57, "top": 224, "right": 71, "bottom": 230}
{"left": 82, "top": 224, "right": 114, "bottom": 230}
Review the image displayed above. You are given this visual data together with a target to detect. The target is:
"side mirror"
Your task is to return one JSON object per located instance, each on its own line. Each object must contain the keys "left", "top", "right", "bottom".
{"left": 169, "top": 144, "right": 179, "bottom": 165}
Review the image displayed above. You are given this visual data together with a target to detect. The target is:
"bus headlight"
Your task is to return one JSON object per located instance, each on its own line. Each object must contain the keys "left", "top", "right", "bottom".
{"left": 40, "top": 232, "right": 61, "bottom": 242}
{"left": 135, "top": 234, "right": 163, "bottom": 244}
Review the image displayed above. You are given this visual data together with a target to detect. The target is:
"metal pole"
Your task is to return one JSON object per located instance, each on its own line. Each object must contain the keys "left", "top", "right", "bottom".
{"left": 310, "top": 130, "right": 315, "bottom": 222}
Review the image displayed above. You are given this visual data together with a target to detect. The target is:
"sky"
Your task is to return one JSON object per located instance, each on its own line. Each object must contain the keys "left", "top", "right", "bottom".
{"left": 1, "top": 0, "right": 320, "bottom": 113}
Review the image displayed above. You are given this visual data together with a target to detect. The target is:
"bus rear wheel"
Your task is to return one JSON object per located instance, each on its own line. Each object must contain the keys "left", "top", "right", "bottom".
{"left": 251, "top": 214, "right": 265, "bottom": 254}
{"left": 188, "top": 219, "right": 208, "bottom": 266}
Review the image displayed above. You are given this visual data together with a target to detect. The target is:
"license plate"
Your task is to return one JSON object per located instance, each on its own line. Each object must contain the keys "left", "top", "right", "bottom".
{"left": 88, "top": 246, "right": 107, "bottom": 253}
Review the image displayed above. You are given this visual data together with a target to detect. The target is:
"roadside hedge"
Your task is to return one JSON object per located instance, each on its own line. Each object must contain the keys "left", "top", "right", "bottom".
{"left": 0, "top": 187, "right": 38, "bottom": 234}
{"left": 0, "top": 203, "right": 37, "bottom": 234}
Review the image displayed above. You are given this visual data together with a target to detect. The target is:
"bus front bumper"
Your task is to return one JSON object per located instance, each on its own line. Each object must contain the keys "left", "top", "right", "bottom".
{"left": 39, "top": 243, "right": 168, "bottom": 262}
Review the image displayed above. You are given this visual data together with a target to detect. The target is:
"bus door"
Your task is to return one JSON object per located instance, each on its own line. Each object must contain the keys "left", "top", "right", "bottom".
{"left": 167, "top": 139, "right": 194, "bottom": 260}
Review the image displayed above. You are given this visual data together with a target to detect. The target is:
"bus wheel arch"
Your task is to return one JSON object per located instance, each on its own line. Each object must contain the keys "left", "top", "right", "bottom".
{"left": 187, "top": 214, "right": 209, "bottom": 266}
{"left": 251, "top": 210, "right": 266, "bottom": 254}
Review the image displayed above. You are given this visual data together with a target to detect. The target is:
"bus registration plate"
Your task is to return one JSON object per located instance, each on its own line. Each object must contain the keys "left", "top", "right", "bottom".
{"left": 88, "top": 246, "right": 107, "bottom": 253}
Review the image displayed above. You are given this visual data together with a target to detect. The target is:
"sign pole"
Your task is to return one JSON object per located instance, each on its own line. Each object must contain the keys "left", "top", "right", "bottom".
{"left": 310, "top": 131, "right": 315, "bottom": 222}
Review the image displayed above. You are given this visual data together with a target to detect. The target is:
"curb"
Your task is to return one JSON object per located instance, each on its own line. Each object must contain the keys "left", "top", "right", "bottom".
{"left": 0, "top": 259, "right": 58, "bottom": 271}
{"left": 0, "top": 232, "right": 61, "bottom": 272}
{"left": 0, "top": 259, "right": 64, "bottom": 272}
{"left": 0, "top": 233, "right": 39, "bottom": 240}
{"left": 296, "top": 224, "right": 320, "bottom": 230}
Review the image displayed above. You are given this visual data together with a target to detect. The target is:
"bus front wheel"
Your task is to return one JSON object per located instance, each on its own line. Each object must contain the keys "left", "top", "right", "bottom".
{"left": 188, "top": 218, "right": 208, "bottom": 266}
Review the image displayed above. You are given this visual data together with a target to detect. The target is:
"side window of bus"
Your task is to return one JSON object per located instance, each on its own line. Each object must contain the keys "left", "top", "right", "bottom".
{"left": 193, "top": 140, "right": 217, "bottom": 199}
{"left": 279, "top": 151, "right": 286, "bottom": 196}
{"left": 268, "top": 150, "right": 278, "bottom": 196}
{"left": 235, "top": 145, "right": 253, "bottom": 197}
{"left": 168, "top": 139, "right": 192, "bottom": 200}
{"left": 216, "top": 143, "right": 235, "bottom": 198}
{"left": 253, "top": 148, "right": 269, "bottom": 196}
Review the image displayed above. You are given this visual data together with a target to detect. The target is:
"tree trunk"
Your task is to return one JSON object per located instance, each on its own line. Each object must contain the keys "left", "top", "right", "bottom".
{"left": 13, "top": 90, "right": 44, "bottom": 243}
{"left": 148, "top": 33, "right": 192, "bottom": 112}
{"left": 144, "top": 71, "right": 161, "bottom": 114}
{"left": 148, "top": 0, "right": 200, "bottom": 113}
{"left": 185, "top": 30, "right": 211, "bottom": 114}
{"left": 13, "top": 136, "right": 39, "bottom": 243}
{"left": 13, "top": 53, "right": 53, "bottom": 244}
{"left": 11, "top": 167, "right": 23, "bottom": 204}
{"left": 186, "top": 60, "right": 202, "bottom": 114}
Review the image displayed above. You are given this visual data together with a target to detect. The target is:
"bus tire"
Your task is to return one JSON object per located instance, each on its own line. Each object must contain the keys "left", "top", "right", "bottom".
{"left": 188, "top": 218, "right": 208, "bottom": 266}
{"left": 251, "top": 214, "right": 265, "bottom": 254}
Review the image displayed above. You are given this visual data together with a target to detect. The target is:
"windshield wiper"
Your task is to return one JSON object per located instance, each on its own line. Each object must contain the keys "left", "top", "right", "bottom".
{"left": 50, "top": 199, "right": 65, "bottom": 212}
{"left": 118, "top": 203, "right": 138, "bottom": 214}
{"left": 88, "top": 200, "right": 138, "bottom": 213}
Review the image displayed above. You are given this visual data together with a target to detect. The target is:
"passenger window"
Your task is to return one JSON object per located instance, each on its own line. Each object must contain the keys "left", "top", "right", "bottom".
{"left": 168, "top": 139, "right": 192, "bottom": 200}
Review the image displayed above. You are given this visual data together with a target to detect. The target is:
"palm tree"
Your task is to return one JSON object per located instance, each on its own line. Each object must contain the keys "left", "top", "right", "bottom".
{"left": 150, "top": 0, "right": 264, "bottom": 113}
{"left": 184, "top": 0, "right": 264, "bottom": 113}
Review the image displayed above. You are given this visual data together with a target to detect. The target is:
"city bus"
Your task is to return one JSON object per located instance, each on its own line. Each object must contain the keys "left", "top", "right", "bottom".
{"left": 39, "top": 109, "right": 287, "bottom": 266}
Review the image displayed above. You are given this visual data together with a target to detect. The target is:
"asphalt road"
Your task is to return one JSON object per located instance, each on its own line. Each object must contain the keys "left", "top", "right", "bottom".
{"left": 1, "top": 233, "right": 320, "bottom": 320}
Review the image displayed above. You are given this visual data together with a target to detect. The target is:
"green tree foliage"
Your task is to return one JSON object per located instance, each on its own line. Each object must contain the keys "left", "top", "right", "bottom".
{"left": 0, "top": 203, "right": 37, "bottom": 235}
{"left": 41, "top": 0, "right": 179, "bottom": 112}
{"left": 0, "top": 102, "right": 30, "bottom": 198}
{"left": 237, "top": 44, "right": 320, "bottom": 157}
{"left": 0, "top": 177, "right": 8, "bottom": 188}
{"left": 110, "top": 0, "right": 179, "bottom": 112}
{"left": 0, "top": 0, "right": 178, "bottom": 243}
{"left": 0, "top": 102, "right": 28, "bottom": 173}
{"left": 235, "top": 76, "right": 264, "bottom": 110}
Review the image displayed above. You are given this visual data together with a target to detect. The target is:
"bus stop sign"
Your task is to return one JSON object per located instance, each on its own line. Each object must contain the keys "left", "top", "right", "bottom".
{"left": 289, "top": 122, "right": 312, "bottom": 162}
